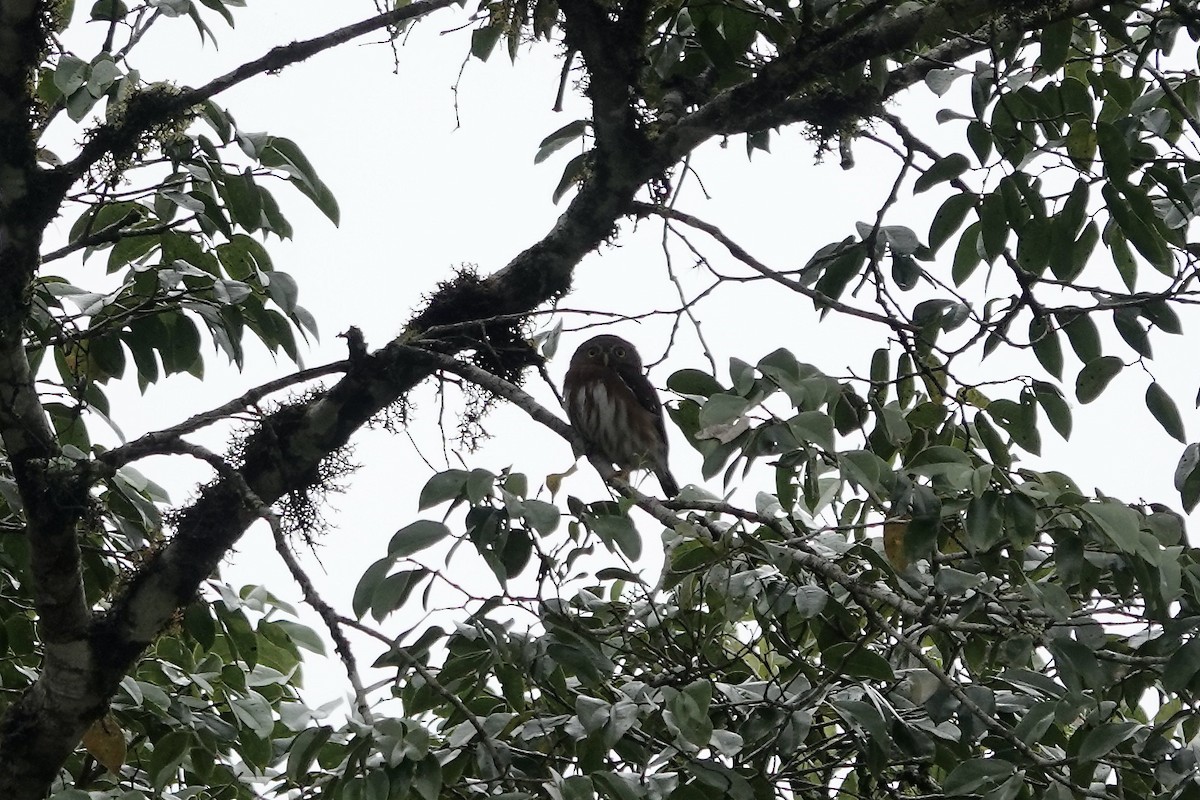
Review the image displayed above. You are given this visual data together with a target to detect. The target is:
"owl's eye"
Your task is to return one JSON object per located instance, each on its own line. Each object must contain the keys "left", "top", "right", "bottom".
{"left": 587, "top": 346, "right": 601, "bottom": 358}
{"left": 613, "top": 346, "right": 627, "bottom": 358}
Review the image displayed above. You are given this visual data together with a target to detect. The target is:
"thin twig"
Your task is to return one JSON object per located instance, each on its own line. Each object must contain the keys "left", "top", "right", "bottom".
{"left": 632, "top": 202, "right": 919, "bottom": 333}
{"left": 101, "top": 362, "right": 348, "bottom": 468}
{"left": 157, "top": 439, "right": 375, "bottom": 722}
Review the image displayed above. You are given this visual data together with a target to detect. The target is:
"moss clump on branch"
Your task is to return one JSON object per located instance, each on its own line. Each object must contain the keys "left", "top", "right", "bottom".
{"left": 410, "top": 265, "right": 543, "bottom": 384}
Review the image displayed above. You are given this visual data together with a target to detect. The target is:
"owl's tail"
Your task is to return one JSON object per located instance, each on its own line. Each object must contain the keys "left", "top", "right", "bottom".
{"left": 656, "top": 468, "right": 680, "bottom": 498}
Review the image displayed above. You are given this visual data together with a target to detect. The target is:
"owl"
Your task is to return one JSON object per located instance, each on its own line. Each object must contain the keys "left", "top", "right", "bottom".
{"left": 563, "top": 334, "right": 680, "bottom": 497}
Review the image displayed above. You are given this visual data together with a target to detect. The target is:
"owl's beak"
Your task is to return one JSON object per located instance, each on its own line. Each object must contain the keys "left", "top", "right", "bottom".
{"left": 601, "top": 352, "right": 609, "bottom": 367}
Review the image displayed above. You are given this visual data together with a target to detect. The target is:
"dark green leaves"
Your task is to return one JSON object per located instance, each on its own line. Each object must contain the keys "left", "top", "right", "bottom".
{"left": 914, "top": 153, "right": 969, "bottom": 194}
{"left": 1029, "top": 317, "right": 1063, "bottom": 379}
{"left": 1146, "top": 382, "right": 1186, "bottom": 442}
{"left": 1175, "top": 443, "right": 1200, "bottom": 512}
{"left": 389, "top": 521, "right": 451, "bottom": 558}
{"left": 929, "top": 193, "right": 975, "bottom": 254}
{"left": 1075, "top": 356, "right": 1123, "bottom": 403}
{"left": 244, "top": 135, "right": 340, "bottom": 225}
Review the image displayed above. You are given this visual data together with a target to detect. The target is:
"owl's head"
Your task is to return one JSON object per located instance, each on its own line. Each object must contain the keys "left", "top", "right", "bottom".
{"left": 570, "top": 334, "right": 643, "bottom": 370}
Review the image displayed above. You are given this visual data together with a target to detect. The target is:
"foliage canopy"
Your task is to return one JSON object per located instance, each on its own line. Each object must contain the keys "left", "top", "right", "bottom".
{"left": 2, "top": 1, "right": 1200, "bottom": 800}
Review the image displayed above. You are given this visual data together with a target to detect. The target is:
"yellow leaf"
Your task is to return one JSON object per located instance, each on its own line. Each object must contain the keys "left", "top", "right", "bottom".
{"left": 546, "top": 463, "right": 578, "bottom": 498}
{"left": 83, "top": 714, "right": 126, "bottom": 774}
{"left": 883, "top": 519, "right": 909, "bottom": 570}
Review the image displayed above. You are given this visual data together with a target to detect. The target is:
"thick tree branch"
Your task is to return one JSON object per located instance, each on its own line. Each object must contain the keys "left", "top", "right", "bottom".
{"left": 667, "top": 0, "right": 1107, "bottom": 148}
{"left": 558, "top": 0, "right": 653, "bottom": 171}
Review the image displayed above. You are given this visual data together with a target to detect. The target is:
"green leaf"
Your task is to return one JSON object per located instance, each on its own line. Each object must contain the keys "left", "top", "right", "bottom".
{"left": 273, "top": 620, "right": 326, "bottom": 655}
{"left": 1096, "top": 121, "right": 1132, "bottom": 183}
{"left": 1077, "top": 722, "right": 1139, "bottom": 762}
{"left": 552, "top": 151, "right": 588, "bottom": 204}
{"left": 1051, "top": 217, "right": 1097, "bottom": 281}
{"left": 1104, "top": 182, "right": 1172, "bottom": 275}
{"left": 1082, "top": 502, "right": 1141, "bottom": 553}
{"left": 252, "top": 136, "right": 339, "bottom": 225}
{"left": 535, "top": 119, "right": 589, "bottom": 164}
{"left": 839, "top": 450, "right": 893, "bottom": 501}
{"left": 967, "top": 119, "right": 992, "bottom": 163}
{"left": 1174, "top": 443, "right": 1200, "bottom": 512}
{"left": 1059, "top": 179, "right": 1089, "bottom": 238}
{"left": 352, "top": 557, "right": 393, "bottom": 619}
{"left": 1032, "top": 381, "right": 1072, "bottom": 440}
{"left": 1065, "top": 119, "right": 1096, "bottom": 169}
{"left": 589, "top": 513, "right": 641, "bottom": 561}
{"left": 419, "top": 469, "right": 469, "bottom": 510}
{"left": 1057, "top": 311, "right": 1102, "bottom": 363}
{"left": 412, "top": 757, "right": 443, "bottom": 800}
{"left": 690, "top": 762, "right": 754, "bottom": 800}
{"left": 1075, "top": 356, "right": 1123, "bottom": 403}
{"left": 1012, "top": 701, "right": 1058, "bottom": 745}
{"left": 666, "top": 680, "right": 713, "bottom": 748}
{"left": 1039, "top": 18, "right": 1072, "bottom": 73}
{"left": 913, "top": 153, "right": 969, "bottom": 194}
{"left": 668, "top": 369, "right": 724, "bottom": 397}
{"left": 230, "top": 692, "right": 274, "bottom": 738}
{"left": 869, "top": 348, "right": 889, "bottom": 402}
{"left": 1029, "top": 316, "right": 1063, "bottom": 379}
{"left": 788, "top": 411, "right": 835, "bottom": 451}
{"left": 522, "top": 499, "right": 561, "bottom": 535}
{"left": 832, "top": 699, "right": 889, "bottom": 743}
{"left": 1146, "top": 382, "right": 1186, "bottom": 442}
{"left": 1142, "top": 299, "right": 1183, "bottom": 334}
{"left": 389, "top": 520, "right": 451, "bottom": 558}
{"left": 1015, "top": 217, "right": 1051, "bottom": 274}
{"left": 943, "top": 758, "right": 1016, "bottom": 796}
{"left": 53, "top": 55, "right": 89, "bottom": 94}
{"left": 929, "top": 192, "right": 975, "bottom": 253}
{"left": 220, "top": 167, "right": 263, "bottom": 230}
{"left": 987, "top": 398, "right": 1040, "bottom": 455}
{"left": 86, "top": 58, "right": 121, "bottom": 97}
{"left": 371, "top": 568, "right": 429, "bottom": 622}
{"left": 973, "top": 414, "right": 1011, "bottom": 469}
{"left": 826, "top": 644, "right": 895, "bottom": 681}
{"left": 149, "top": 730, "right": 192, "bottom": 789}
{"left": 90, "top": 0, "right": 128, "bottom": 21}
{"left": 813, "top": 244, "right": 866, "bottom": 304}
{"left": 1113, "top": 307, "right": 1152, "bottom": 358}
{"left": 979, "top": 191, "right": 1007, "bottom": 262}
{"left": 286, "top": 726, "right": 333, "bottom": 782}
{"left": 180, "top": 605, "right": 215, "bottom": 653}
{"left": 952, "top": 221, "right": 983, "bottom": 285}
{"left": 1164, "top": 636, "right": 1200, "bottom": 691}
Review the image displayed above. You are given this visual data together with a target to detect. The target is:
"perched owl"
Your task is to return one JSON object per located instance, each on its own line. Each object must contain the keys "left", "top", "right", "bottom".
{"left": 563, "top": 334, "right": 679, "bottom": 497}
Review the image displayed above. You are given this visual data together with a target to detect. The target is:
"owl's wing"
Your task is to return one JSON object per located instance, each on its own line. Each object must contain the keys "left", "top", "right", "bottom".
{"left": 611, "top": 362, "right": 662, "bottom": 415}
{"left": 613, "top": 361, "right": 671, "bottom": 449}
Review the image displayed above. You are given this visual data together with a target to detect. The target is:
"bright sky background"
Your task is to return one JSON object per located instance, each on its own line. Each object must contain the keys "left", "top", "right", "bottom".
{"left": 43, "top": 1, "right": 1200, "bottom": 707}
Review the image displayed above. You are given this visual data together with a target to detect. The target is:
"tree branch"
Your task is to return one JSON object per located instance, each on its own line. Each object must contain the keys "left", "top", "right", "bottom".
{"left": 632, "top": 202, "right": 919, "bottom": 333}
{"left": 665, "top": 0, "right": 1108, "bottom": 148}
{"left": 102, "top": 361, "right": 349, "bottom": 469}
{"left": 46, "top": 0, "right": 461, "bottom": 192}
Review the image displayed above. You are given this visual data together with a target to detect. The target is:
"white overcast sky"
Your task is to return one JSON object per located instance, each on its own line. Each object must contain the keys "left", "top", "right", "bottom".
{"left": 44, "top": 2, "right": 1200, "bottom": 704}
